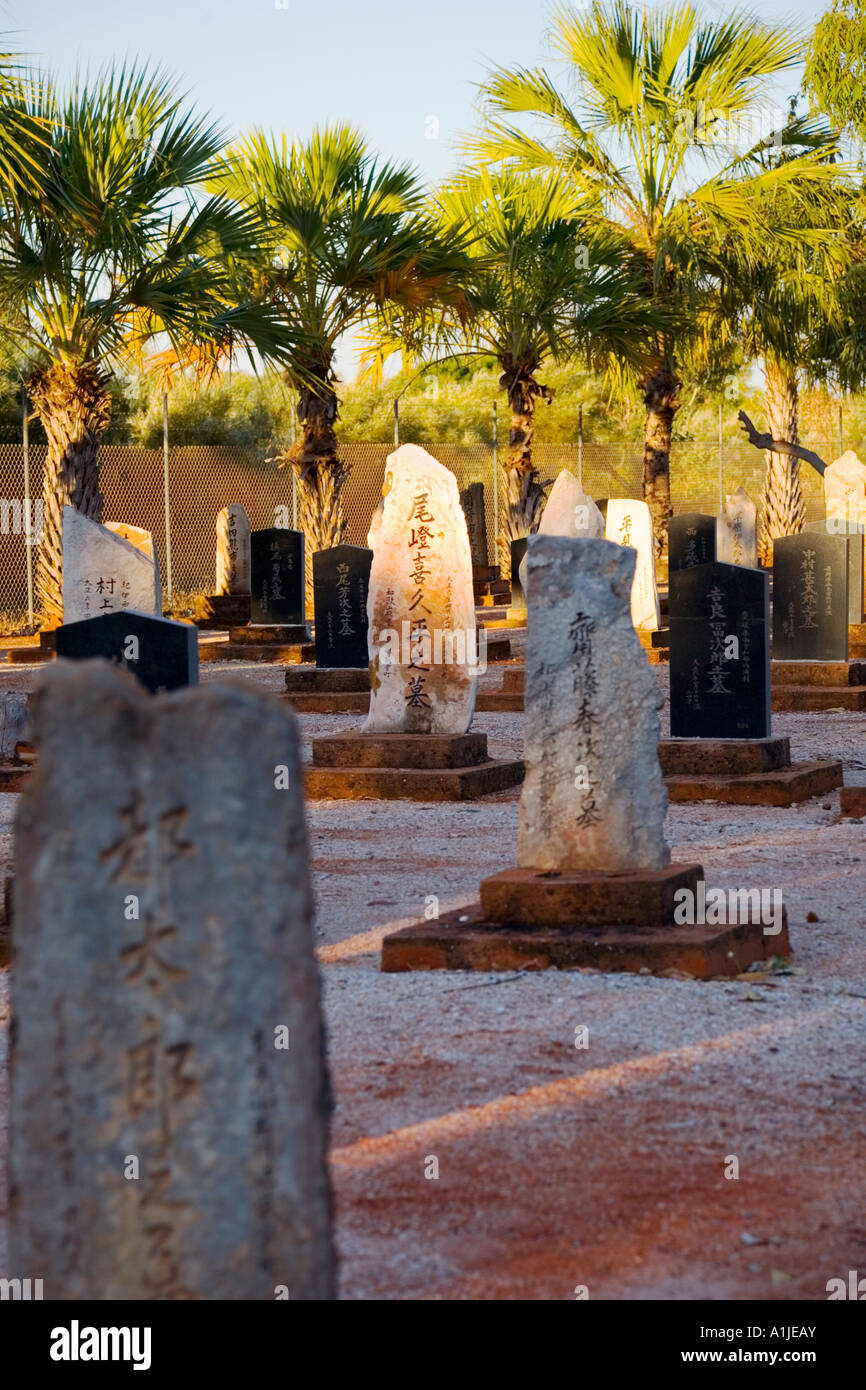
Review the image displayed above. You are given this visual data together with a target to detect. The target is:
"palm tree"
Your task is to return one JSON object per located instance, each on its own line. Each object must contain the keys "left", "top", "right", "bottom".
{"left": 209, "top": 125, "right": 471, "bottom": 598}
{"left": 466, "top": 0, "right": 835, "bottom": 548}
{"left": 436, "top": 166, "right": 654, "bottom": 570}
{"left": 0, "top": 65, "right": 302, "bottom": 624}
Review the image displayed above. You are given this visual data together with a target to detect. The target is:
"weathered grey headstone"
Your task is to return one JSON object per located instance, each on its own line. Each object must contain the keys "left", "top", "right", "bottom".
{"left": 9, "top": 662, "right": 335, "bottom": 1300}
{"left": 62, "top": 507, "right": 161, "bottom": 623}
{"left": 824, "top": 450, "right": 866, "bottom": 528}
{"left": 365, "top": 443, "right": 477, "bottom": 734}
{"left": 459, "top": 482, "right": 489, "bottom": 570}
{"left": 717, "top": 487, "right": 758, "bottom": 567}
{"left": 517, "top": 535, "right": 669, "bottom": 872}
{"left": 0, "top": 691, "right": 29, "bottom": 759}
{"left": 215, "top": 505, "right": 251, "bottom": 595}
{"left": 538, "top": 469, "right": 604, "bottom": 539}
{"left": 604, "top": 498, "right": 660, "bottom": 630}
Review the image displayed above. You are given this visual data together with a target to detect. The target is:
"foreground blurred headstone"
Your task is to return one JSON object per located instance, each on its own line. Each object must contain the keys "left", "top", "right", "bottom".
{"left": 9, "top": 662, "right": 335, "bottom": 1299}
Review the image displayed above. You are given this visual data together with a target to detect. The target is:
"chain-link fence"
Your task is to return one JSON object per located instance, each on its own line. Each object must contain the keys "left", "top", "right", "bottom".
{"left": 0, "top": 437, "right": 833, "bottom": 624}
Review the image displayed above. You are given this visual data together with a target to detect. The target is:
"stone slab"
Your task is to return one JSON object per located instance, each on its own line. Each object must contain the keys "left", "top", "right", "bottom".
{"left": 304, "top": 760, "right": 524, "bottom": 802}
{"left": 282, "top": 692, "right": 370, "bottom": 714}
{"left": 480, "top": 863, "right": 701, "bottom": 928}
{"left": 840, "top": 786, "right": 866, "bottom": 817}
{"left": 56, "top": 610, "right": 199, "bottom": 694}
{"left": 771, "top": 660, "right": 866, "bottom": 687}
{"left": 313, "top": 544, "right": 372, "bottom": 670}
{"left": 6, "top": 647, "right": 53, "bottom": 665}
{"left": 62, "top": 508, "right": 161, "bottom": 624}
{"left": 773, "top": 533, "right": 849, "bottom": 661}
{"left": 658, "top": 737, "right": 790, "bottom": 775}
{"left": 380, "top": 904, "right": 789, "bottom": 979}
{"left": 771, "top": 685, "right": 866, "bottom": 711}
{"left": 215, "top": 504, "right": 251, "bottom": 596}
{"left": 665, "top": 760, "right": 843, "bottom": 806}
{"left": 192, "top": 595, "right": 251, "bottom": 629}
{"left": 229, "top": 624, "right": 310, "bottom": 645}
{"left": 198, "top": 642, "right": 316, "bottom": 664}
{"left": 312, "top": 731, "right": 488, "bottom": 769}
{"left": 474, "top": 691, "right": 524, "bottom": 713}
{"left": 285, "top": 667, "right": 370, "bottom": 693}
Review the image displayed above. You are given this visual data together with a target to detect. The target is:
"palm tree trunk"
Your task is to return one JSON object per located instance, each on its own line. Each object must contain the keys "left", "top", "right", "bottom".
{"left": 759, "top": 359, "right": 803, "bottom": 565}
{"left": 641, "top": 362, "right": 679, "bottom": 555}
{"left": 498, "top": 365, "right": 550, "bottom": 578}
{"left": 283, "top": 376, "right": 347, "bottom": 611}
{"left": 28, "top": 361, "right": 112, "bottom": 626}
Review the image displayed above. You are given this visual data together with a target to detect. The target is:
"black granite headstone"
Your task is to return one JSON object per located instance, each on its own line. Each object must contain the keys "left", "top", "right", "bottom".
{"left": 313, "top": 544, "right": 372, "bottom": 669}
{"left": 510, "top": 537, "right": 528, "bottom": 610}
{"left": 250, "top": 528, "right": 304, "bottom": 624}
{"left": 669, "top": 562, "right": 770, "bottom": 739}
{"left": 667, "top": 513, "right": 716, "bottom": 572}
{"left": 804, "top": 520, "right": 864, "bottom": 624}
{"left": 772, "top": 533, "right": 849, "bottom": 660}
{"left": 56, "top": 610, "right": 199, "bottom": 693}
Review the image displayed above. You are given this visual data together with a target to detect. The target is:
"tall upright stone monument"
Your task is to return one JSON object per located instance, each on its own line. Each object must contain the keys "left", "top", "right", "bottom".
{"left": 604, "top": 498, "right": 660, "bottom": 630}
{"left": 773, "top": 533, "right": 849, "bottom": 661}
{"left": 215, "top": 505, "right": 251, "bottom": 595}
{"left": 717, "top": 487, "right": 758, "bottom": 568}
{"left": 381, "top": 535, "right": 789, "bottom": 975}
{"left": 9, "top": 662, "right": 335, "bottom": 1300}
{"left": 824, "top": 450, "right": 866, "bottom": 529}
{"left": 62, "top": 507, "right": 161, "bottom": 624}
{"left": 537, "top": 469, "right": 604, "bottom": 539}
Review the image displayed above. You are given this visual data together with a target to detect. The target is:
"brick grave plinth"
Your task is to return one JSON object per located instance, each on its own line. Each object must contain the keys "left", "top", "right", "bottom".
{"left": 660, "top": 736, "right": 844, "bottom": 806}
{"left": 283, "top": 666, "right": 371, "bottom": 713}
{"left": 6, "top": 629, "right": 56, "bottom": 665}
{"left": 381, "top": 863, "right": 790, "bottom": 978}
{"left": 839, "top": 786, "right": 866, "bottom": 818}
{"left": 476, "top": 664, "right": 525, "bottom": 712}
{"left": 771, "top": 660, "right": 866, "bottom": 711}
{"left": 192, "top": 594, "right": 251, "bottom": 629}
{"left": 305, "top": 731, "right": 524, "bottom": 801}
{"left": 638, "top": 628, "right": 670, "bottom": 665}
{"left": 199, "top": 623, "right": 314, "bottom": 664}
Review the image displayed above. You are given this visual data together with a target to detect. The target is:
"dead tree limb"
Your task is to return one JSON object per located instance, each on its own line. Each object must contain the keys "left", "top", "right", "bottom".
{"left": 737, "top": 410, "right": 828, "bottom": 476}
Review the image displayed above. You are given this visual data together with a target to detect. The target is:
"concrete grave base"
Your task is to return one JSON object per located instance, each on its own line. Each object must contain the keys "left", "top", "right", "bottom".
{"left": 229, "top": 623, "right": 310, "bottom": 645}
{"left": 659, "top": 736, "right": 843, "bottom": 805}
{"left": 839, "top": 786, "right": 866, "bottom": 818}
{"left": 771, "top": 659, "right": 866, "bottom": 711}
{"left": 382, "top": 863, "right": 790, "bottom": 978}
{"left": 305, "top": 730, "right": 524, "bottom": 801}
{"left": 192, "top": 594, "right": 251, "bottom": 629}
{"left": 282, "top": 665, "right": 370, "bottom": 714}
{"left": 199, "top": 640, "right": 315, "bottom": 664}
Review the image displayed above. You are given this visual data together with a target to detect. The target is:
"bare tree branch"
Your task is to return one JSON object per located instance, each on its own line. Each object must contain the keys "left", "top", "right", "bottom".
{"left": 737, "top": 410, "right": 827, "bottom": 476}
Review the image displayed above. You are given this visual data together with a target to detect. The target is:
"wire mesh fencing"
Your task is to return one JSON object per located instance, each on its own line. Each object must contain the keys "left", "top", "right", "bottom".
{"left": 0, "top": 437, "right": 834, "bottom": 625}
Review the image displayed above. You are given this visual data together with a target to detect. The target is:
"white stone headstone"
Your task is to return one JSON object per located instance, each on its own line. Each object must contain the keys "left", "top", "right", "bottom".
{"left": 365, "top": 444, "right": 477, "bottom": 734}
{"left": 604, "top": 498, "right": 660, "bottom": 630}
{"left": 518, "top": 535, "right": 669, "bottom": 872}
{"left": 824, "top": 450, "right": 866, "bottom": 528}
{"left": 62, "top": 507, "right": 161, "bottom": 623}
{"left": 717, "top": 486, "right": 758, "bottom": 567}
{"left": 538, "top": 469, "right": 605, "bottom": 539}
{"left": 215, "top": 504, "right": 251, "bottom": 595}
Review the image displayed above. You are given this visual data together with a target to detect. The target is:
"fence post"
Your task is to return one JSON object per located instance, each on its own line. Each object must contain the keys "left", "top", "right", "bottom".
{"left": 839, "top": 401, "right": 844, "bottom": 458}
{"left": 578, "top": 404, "right": 583, "bottom": 489}
{"left": 718, "top": 403, "right": 723, "bottom": 514}
{"left": 393, "top": 397, "right": 399, "bottom": 448}
{"left": 291, "top": 403, "right": 297, "bottom": 529}
{"left": 162, "top": 391, "right": 173, "bottom": 610}
{"left": 492, "top": 399, "right": 499, "bottom": 568}
{"left": 22, "top": 385, "right": 33, "bottom": 629}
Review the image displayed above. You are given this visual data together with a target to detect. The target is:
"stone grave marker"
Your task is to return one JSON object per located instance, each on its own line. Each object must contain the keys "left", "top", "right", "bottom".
{"left": 668, "top": 513, "right": 716, "bottom": 572}
{"left": 538, "top": 469, "right": 605, "bottom": 539}
{"left": 773, "top": 533, "right": 849, "bottom": 661}
{"left": 509, "top": 537, "right": 528, "bottom": 610}
{"left": 62, "top": 507, "right": 161, "bottom": 624}
{"left": 459, "top": 483, "right": 489, "bottom": 569}
{"left": 365, "top": 443, "right": 477, "bottom": 734}
{"left": 313, "top": 544, "right": 372, "bottom": 669}
{"left": 669, "top": 561, "right": 771, "bottom": 739}
{"left": 9, "top": 661, "right": 335, "bottom": 1300}
{"left": 56, "top": 610, "right": 199, "bottom": 693}
{"left": 250, "top": 528, "right": 305, "bottom": 625}
{"left": 517, "top": 535, "right": 669, "bottom": 872}
{"left": 717, "top": 487, "right": 758, "bottom": 567}
{"left": 804, "top": 519, "right": 864, "bottom": 624}
{"left": 215, "top": 505, "right": 251, "bottom": 595}
{"left": 604, "top": 498, "right": 660, "bottom": 630}
{"left": 824, "top": 450, "right": 866, "bottom": 528}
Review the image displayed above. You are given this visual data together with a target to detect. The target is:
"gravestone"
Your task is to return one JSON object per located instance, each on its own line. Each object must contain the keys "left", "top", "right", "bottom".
{"left": 538, "top": 469, "right": 605, "bottom": 539}
{"left": 604, "top": 498, "right": 660, "bottom": 630}
{"left": 56, "top": 610, "right": 199, "bottom": 693}
{"left": 62, "top": 507, "right": 161, "bottom": 623}
{"left": 773, "top": 533, "right": 849, "bottom": 661}
{"left": 667, "top": 513, "right": 716, "bottom": 572}
{"left": 215, "top": 505, "right": 251, "bottom": 595}
{"left": 804, "top": 519, "right": 864, "bottom": 624}
{"left": 669, "top": 562, "right": 771, "bottom": 739}
{"left": 9, "top": 661, "right": 335, "bottom": 1300}
{"left": 824, "top": 450, "right": 866, "bottom": 528}
{"left": 517, "top": 535, "right": 669, "bottom": 872}
{"left": 365, "top": 443, "right": 477, "bottom": 734}
{"left": 250, "top": 528, "right": 304, "bottom": 624}
{"left": 509, "top": 537, "right": 528, "bottom": 610}
{"left": 717, "top": 487, "right": 758, "bottom": 567}
{"left": 459, "top": 483, "right": 489, "bottom": 569}
{"left": 313, "top": 545, "right": 372, "bottom": 669}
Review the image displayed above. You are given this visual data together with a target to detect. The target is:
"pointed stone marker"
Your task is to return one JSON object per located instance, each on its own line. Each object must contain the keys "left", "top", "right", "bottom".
{"left": 215, "top": 504, "right": 251, "bottom": 595}
{"left": 538, "top": 469, "right": 605, "bottom": 539}
{"left": 518, "top": 536, "right": 669, "bottom": 872}
{"left": 824, "top": 450, "right": 866, "bottom": 528}
{"left": 604, "top": 498, "right": 660, "bottom": 630}
{"left": 62, "top": 507, "right": 161, "bottom": 623}
{"left": 717, "top": 487, "right": 758, "bottom": 567}
{"left": 365, "top": 443, "right": 477, "bottom": 734}
{"left": 9, "top": 662, "right": 335, "bottom": 1300}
